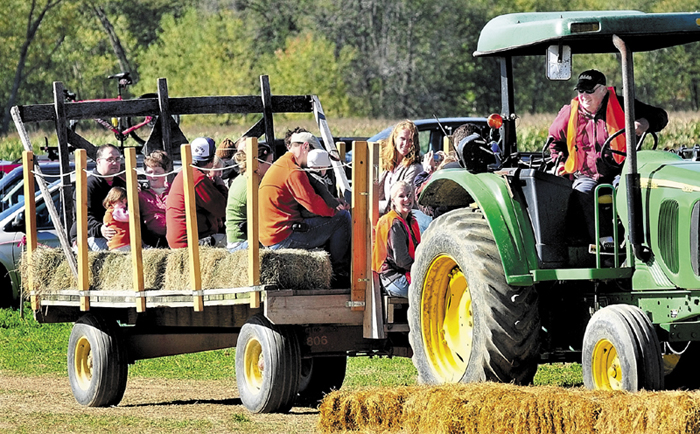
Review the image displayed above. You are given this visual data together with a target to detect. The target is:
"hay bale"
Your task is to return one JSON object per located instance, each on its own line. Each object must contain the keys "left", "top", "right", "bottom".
{"left": 318, "top": 387, "right": 417, "bottom": 433}
{"left": 319, "top": 383, "right": 700, "bottom": 434}
{"left": 260, "top": 248, "right": 332, "bottom": 290}
{"left": 596, "top": 390, "right": 700, "bottom": 434}
{"left": 23, "top": 246, "right": 331, "bottom": 293}
{"left": 20, "top": 246, "right": 75, "bottom": 294}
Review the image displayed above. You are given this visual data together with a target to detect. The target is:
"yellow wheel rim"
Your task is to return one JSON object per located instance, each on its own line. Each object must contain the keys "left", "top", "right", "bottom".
{"left": 244, "top": 338, "right": 264, "bottom": 392}
{"left": 74, "top": 336, "right": 93, "bottom": 391}
{"left": 592, "top": 339, "right": 623, "bottom": 390}
{"left": 420, "top": 255, "right": 473, "bottom": 382}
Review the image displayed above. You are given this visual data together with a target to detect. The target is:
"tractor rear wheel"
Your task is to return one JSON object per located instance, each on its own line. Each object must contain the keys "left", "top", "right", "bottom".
{"left": 67, "top": 314, "right": 128, "bottom": 407}
{"left": 582, "top": 304, "right": 663, "bottom": 391}
{"left": 235, "top": 314, "right": 301, "bottom": 413}
{"left": 408, "top": 208, "right": 540, "bottom": 385}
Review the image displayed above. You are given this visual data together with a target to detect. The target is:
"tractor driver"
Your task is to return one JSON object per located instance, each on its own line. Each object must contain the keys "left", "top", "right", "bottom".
{"left": 548, "top": 69, "right": 668, "bottom": 243}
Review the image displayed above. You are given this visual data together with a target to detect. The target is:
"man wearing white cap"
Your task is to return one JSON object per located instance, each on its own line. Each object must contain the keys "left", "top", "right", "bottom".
{"left": 166, "top": 137, "right": 228, "bottom": 248}
{"left": 259, "top": 131, "right": 351, "bottom": 287}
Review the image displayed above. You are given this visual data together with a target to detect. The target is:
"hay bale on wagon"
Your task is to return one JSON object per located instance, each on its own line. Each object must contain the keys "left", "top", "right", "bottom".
{"left": 22, "top": 246, "right": 331, "bottom": 294}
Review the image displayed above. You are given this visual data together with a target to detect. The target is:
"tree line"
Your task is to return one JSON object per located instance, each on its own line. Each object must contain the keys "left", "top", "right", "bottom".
{"left": 2, "top": 0, "right": 700, "bottom": 136}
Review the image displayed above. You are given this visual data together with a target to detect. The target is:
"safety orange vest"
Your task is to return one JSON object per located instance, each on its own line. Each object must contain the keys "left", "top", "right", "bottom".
{"left": 563, "top": 87, "right": 626, "bottom": 174}
{"left": 372, "top": 210, "right": 421, "bottom": 283}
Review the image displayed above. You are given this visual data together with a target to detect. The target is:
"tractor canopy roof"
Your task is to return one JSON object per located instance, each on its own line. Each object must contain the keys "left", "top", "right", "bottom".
{"left": 475, "top": 11, "right": 700, "bottom": 57}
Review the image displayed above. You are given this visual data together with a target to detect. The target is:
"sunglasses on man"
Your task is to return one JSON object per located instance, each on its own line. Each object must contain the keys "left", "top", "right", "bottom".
{"left": 577, "top": 85, "right": 601, "bottom": 95}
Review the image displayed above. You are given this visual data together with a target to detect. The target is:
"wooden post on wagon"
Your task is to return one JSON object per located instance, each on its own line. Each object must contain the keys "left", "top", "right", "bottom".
{"left": 75, "top": 149, "right": 90, "bottom": 311}
{"left": 22, "top": 151, "right": 38, "bottom": 310}
{"left": 351, "top": 141, "right": 368, "bottom": 311}
{"left": 246, "top": 137, "right": 261, "bottom": 308}
{"left": 124, "top": 148, "right": 146, "bottom": 312}
{"left": 182, "top": 144, "right": 203, "bottom": 311}
{"left": 364, "top": 141, "right": 385, "bottom": 338}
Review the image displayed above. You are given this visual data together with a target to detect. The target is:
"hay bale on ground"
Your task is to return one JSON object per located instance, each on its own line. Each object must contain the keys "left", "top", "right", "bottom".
{"left": 596, "top": 390, "right": 700, "bottom": 434}
{"left": 23, "top": 246, "right": 331, "bottom": 293}
{"left": 318, "top": 387, "right": 419, "bottom": 433}
{"left": 319, "top": 383, "right": 700, "bottom": 434}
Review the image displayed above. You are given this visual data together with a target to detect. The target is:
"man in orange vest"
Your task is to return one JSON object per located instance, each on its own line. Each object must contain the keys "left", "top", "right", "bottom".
{"left": 548, "top": 69, "right": 667, "bottom": 243}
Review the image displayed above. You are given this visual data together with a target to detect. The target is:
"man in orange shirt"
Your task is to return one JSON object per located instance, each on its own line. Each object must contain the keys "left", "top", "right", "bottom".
{"left": 166, "top": 137, "right": 228, "bottom": 248}
{"left": 259, "top": 132, "right": 351, "bottom": 286}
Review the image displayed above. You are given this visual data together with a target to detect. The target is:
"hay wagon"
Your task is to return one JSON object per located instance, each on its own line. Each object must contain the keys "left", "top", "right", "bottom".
{"left": 12, "top": 76, "right": 409, "bottom": 413}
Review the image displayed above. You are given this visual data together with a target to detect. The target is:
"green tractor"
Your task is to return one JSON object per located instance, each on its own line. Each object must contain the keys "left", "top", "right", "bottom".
{"left": 408, "top": 10, "right": 700, "bottom": 391}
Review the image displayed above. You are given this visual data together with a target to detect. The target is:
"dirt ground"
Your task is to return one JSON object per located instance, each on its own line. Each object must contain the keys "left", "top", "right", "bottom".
{"left": 0, "top": 372, "right": 320, "bottom": 433}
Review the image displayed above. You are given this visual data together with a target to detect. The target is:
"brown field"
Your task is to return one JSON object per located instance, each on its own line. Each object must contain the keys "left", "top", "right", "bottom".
{"left": 0, "top": 372, "right": 319, "bottom": 434}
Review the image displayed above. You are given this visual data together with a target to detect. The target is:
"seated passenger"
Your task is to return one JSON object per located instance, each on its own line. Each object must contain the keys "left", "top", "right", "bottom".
{"left": 300, "top": 149, "right": 348, "bottom": 219}
{"left": 225, "top": 144, "right": 274, "bottom": 251}
{"left": 259, "top": 131, "right": 351, "bottom": 287}
{"left": 166, "top": 137, "right": 228, "bottom": 248}
{"left": 372, "top": 180, "right": 421, "bottom": 297}
{"left": 70, "top": 144, "right": 126, "bottom": 251}
{"left": 103, "top": 186, "right": 131, "bottom": 251}
{"left": 139, "top": 150, "right": 171, "bottom": 248}
{"left": 377, "top": 120, "right": 431, "bottom": 233}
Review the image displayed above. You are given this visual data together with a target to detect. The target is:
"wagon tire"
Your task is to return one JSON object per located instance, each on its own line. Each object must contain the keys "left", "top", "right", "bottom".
{"left": 408, "top": 208, "right": 540, "bottom": 385}
{"left": 235, "top": 314, "right": 301, "bottom": 413}
{"left": 582, "top": 304, "right": 663, "bottom": 391}
{"left": 296, "top": 356, "right": 347, "bottom": 406}
{"left": 67, "top": 314, "right": 128, "bottom": 407}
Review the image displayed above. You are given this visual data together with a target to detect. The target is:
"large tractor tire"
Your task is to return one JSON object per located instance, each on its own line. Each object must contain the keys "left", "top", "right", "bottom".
{"left": 67, "top": 314, "right": 128, "bottom": 407}
{"left": 296, "top": 356, "right": 347, "bottom": 406}
{"left": 408, "top": 208, "right": 541, "bottom": 385}
{"left": 235, "top": 314, "right": 301, "bottom": 413}
{"left": 582, "top": 304, "right": 663, "bottom": 391}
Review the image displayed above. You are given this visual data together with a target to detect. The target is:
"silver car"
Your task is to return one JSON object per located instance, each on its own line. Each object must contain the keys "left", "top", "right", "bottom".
{"left": 0, "top": 181, "right": 62, "bottom": 308}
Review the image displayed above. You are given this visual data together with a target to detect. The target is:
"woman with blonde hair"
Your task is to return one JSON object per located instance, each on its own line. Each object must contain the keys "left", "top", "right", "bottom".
{"left": 372, "top": 180, "right": 421, "bottom": 297}
{"left": 377, "top": 120, "right": 431, "bottom": 232}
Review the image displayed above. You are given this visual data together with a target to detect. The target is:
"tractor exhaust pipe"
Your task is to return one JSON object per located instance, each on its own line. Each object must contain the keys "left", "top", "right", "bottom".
{"left": 613, "top": 35, "right": 650, "bottom": 262}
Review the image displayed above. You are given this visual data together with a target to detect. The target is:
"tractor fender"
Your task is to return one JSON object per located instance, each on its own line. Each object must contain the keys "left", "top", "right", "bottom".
{"left": 419, "top": 169, "right": 537, "bottom": 285}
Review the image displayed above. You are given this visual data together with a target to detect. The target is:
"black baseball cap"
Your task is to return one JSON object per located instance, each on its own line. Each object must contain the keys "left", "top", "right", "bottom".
{"left": 574, "top": 69, "right": 606, "bottom": 91}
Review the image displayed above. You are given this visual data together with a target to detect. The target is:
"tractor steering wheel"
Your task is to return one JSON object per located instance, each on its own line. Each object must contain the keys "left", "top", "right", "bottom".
{"left": 599, "top": 128, "right": 658, "bottom": 171}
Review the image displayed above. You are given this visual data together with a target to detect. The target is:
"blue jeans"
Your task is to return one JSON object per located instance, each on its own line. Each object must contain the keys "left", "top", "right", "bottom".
{"left": 87, "top": 236, "right": 109, "bottom": 251}
{"left": 268, "top": 210, "right": 351, "bottom": 269}
{"left": 412, "top": 209, "right": 432, "bottom": 234}
{"left": 227, "top": 240, "right": 248, "bottom": 252}
{"left": 385, "top": 275, "right": 409, "bottom": 297}
{"left": 572, "top": 175, "right": 620, "bottom": 242}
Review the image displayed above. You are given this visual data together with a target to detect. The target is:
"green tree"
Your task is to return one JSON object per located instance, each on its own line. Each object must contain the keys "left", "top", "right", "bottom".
{"left": 0, "top": 0, "right": 70, "bottom": 135}
{"left": 134, "top": 9, "right": 258, "bottom": 124}
{"left": 266, "top": 32, "right": 359, "bottom": 117}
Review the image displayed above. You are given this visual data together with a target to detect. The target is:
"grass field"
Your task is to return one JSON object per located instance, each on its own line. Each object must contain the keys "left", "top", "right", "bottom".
{"left": 0, "top": 305, "right": 583, "bottom": 433}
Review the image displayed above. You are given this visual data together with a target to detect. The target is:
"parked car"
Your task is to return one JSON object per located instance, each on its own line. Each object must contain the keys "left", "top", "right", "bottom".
{"left": 0, "top": 161, "right": 96, "bottom": 212}
{"left": 0, "top": 180, "right": 62, "bottom": 308}
{"left": 345, "top": 117, "right": 490, "bottom": 164}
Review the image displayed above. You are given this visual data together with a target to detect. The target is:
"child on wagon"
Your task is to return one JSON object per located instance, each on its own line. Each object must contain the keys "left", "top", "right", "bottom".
{"left": 103, "top": 186, "right": 131, "bottom": 251}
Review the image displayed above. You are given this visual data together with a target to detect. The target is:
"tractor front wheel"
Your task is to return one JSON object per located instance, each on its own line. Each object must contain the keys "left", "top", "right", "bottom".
{"left": 582, "top": 304, "right": 663, "bottom": 391}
